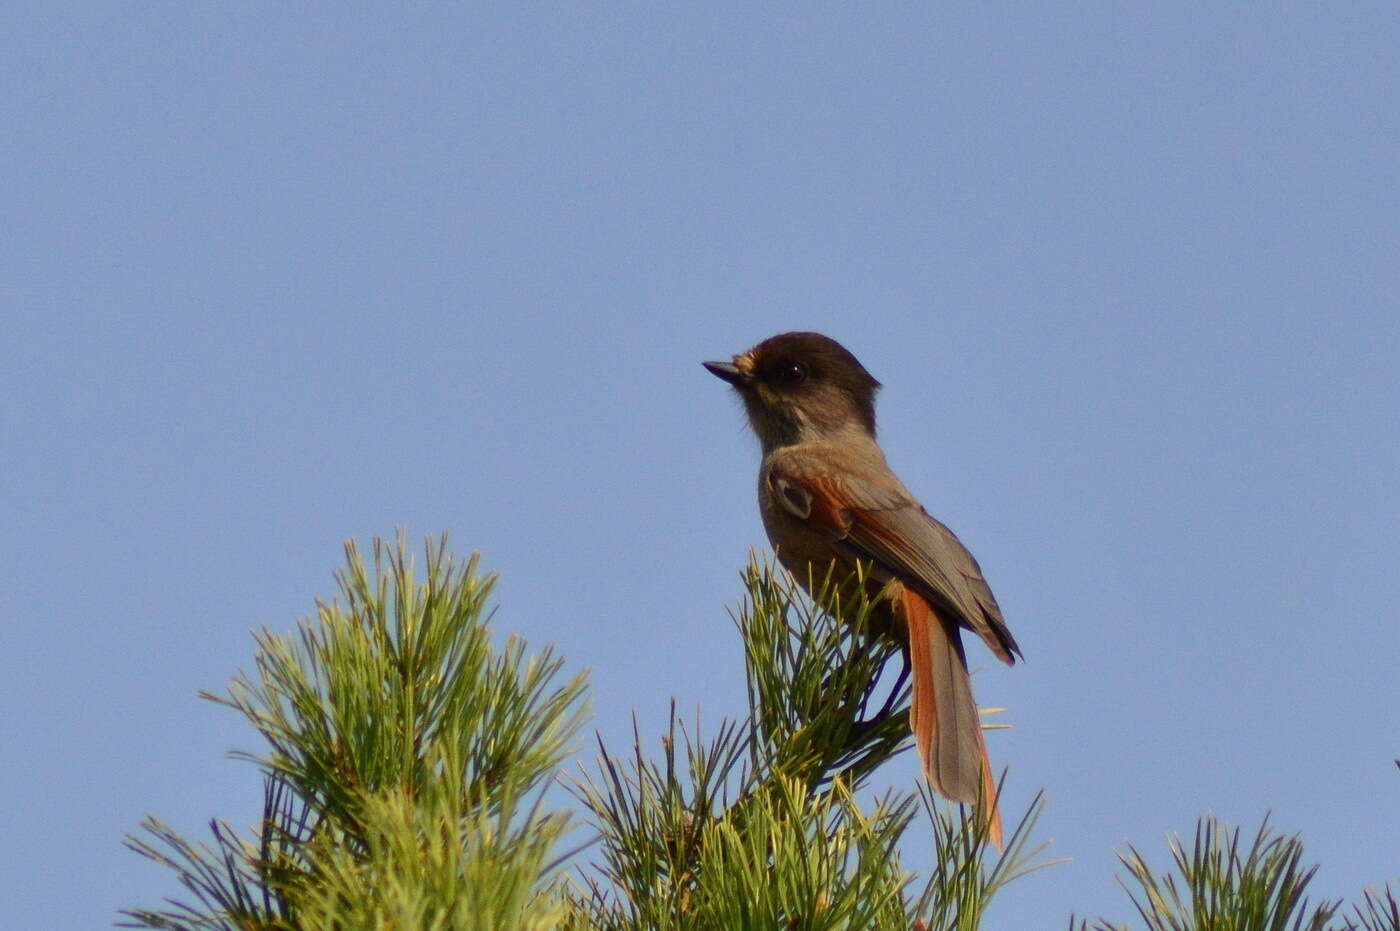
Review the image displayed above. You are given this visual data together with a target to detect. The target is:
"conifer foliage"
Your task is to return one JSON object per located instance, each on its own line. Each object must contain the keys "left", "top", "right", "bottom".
{"left": 123, "top": 536, "right": 587, "bottom": 930}
{"left": 563, "top": 557, "right": 1053, "bottom": 930}
{"left": 122, "top": 536, "right": 1396, "bottom": 930}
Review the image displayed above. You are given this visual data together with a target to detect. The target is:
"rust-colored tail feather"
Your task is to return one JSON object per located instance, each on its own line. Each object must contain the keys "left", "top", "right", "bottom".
{"left": 898, "top": 587, "right": 1003, "bottom": 848}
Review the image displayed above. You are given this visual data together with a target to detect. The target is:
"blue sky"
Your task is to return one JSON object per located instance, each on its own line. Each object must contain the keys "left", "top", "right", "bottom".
{"left": 3, "top": 3, "right": 1397, "bottom": 927}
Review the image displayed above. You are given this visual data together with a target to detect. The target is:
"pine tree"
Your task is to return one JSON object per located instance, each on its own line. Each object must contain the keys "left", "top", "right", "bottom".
{"left": 122, "top": 535, "right": 1397, "bottom": 930}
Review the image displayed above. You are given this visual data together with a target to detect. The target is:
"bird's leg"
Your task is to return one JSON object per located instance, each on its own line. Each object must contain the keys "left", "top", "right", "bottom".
{"left": 848, "top": 646, "right": 910, "bottom": 739}
{"left": 874, "top": 647, "right": 910, "bottom": 721}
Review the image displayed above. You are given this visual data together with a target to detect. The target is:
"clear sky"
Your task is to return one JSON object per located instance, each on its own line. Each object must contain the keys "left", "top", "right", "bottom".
{"left": 3, "top": 3, "right": 1397, "bottom": 928}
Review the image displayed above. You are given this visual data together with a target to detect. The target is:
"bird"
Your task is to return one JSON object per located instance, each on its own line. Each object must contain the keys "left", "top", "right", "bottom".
{"left": 703, "top": 331, "right": 1019, "bottom": 842}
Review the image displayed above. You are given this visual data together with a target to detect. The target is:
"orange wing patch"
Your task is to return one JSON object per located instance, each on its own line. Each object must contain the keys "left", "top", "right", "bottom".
{"left": 769, "top": 471, "right": 854, "bottom": 536}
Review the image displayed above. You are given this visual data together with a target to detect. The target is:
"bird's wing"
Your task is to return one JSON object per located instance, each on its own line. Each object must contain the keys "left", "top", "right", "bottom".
{"left": 769, "top": 463, "right": 1020, "bottom": 664}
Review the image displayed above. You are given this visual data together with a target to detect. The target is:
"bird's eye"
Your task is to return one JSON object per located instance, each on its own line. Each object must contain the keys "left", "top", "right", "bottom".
{"left": 774, "top": 362, "right": 807, "bottom": 386}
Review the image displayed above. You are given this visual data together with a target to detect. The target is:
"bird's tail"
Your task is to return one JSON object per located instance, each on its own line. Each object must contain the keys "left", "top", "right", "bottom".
{"left": 899, "top": 586, "right": 1003, "bottom": 848}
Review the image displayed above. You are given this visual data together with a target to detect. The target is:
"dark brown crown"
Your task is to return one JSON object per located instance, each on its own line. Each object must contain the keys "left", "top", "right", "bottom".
{"left": 748, "top": 331, "right": 881, "bottom": 433}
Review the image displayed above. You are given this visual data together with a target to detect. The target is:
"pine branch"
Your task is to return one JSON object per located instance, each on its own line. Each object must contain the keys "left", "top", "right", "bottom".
{"left": 1344, "top": 886, "right": 1400, "bottom": 931}
{"left": 568, "top": 553, "right": 1056, "bottom": 930}
{"left": 1071, "top": 814, "right": 1344, "bottom": 931}
{"left": 122, "top": 534, "right": 588, "bottom": 930}
{"left": 738, "top": 554, "right": 913, "bottom": 794}
{"left": 913, "top": 782, "right": 1063, "bottom": 931}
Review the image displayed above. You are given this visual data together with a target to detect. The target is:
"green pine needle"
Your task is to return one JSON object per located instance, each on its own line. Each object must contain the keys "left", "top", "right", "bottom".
{"left": 121, "top": 534, "right": 588, "bottom": 930}
{"left": 567, "top": 553, "right": 1058, "bottom": 930}
{"left": 1073, "top": 814, "right": 1344, "bottom": 931}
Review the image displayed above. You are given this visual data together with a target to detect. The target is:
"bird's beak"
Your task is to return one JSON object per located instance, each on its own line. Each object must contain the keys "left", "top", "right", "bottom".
{"left": 702, "top": 360, "right": 753, "bottom": 386}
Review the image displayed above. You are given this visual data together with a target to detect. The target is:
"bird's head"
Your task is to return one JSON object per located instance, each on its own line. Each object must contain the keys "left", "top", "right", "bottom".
{"left": 704, "top": 331, "right": 881, "bottom": 449}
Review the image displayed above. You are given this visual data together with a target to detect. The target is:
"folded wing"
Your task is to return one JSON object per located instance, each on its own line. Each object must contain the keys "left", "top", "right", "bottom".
{"left": 771, "top": 465, "right": 1020, "bottom": 665}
